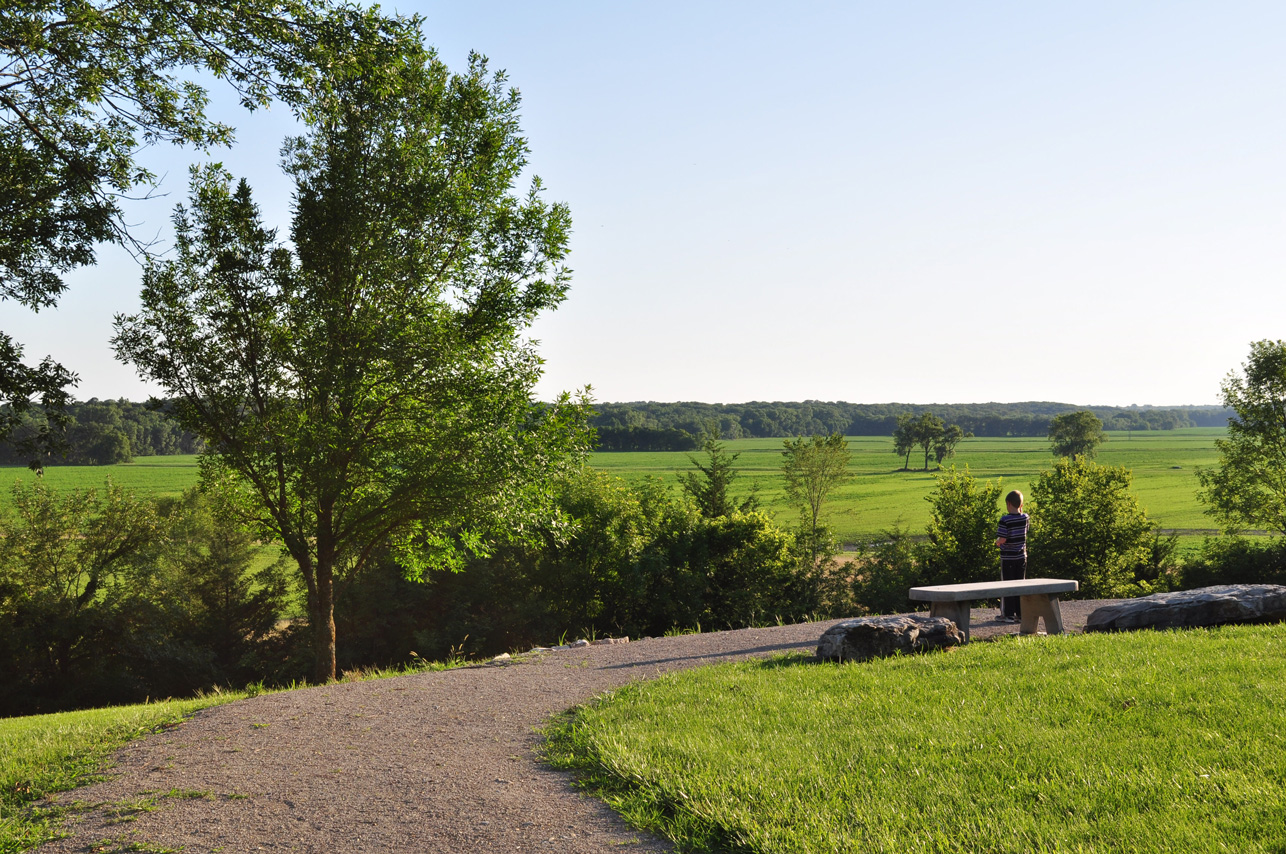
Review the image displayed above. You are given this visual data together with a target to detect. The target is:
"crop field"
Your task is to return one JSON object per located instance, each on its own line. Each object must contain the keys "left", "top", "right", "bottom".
{"left": 593, "top": 428, "right": 1226, "bottom": 545}
{"left": 0, "top": 454, "right": 200, "bottom": 506}
{"left": 0, "top": 429, "right": 1225, "bottom": 546}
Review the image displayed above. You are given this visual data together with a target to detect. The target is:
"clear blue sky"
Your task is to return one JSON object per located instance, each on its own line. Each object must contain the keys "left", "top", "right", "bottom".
{"left": 5, "top": 1, "right": 1284, "bottom": 406}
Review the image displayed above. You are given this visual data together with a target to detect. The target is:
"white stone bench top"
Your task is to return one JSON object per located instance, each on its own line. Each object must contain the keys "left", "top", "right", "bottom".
{"left": 909, "top": 578, "right": 1079, "bottom": 602}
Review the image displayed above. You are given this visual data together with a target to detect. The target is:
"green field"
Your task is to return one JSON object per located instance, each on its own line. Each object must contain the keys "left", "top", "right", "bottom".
{"left": 594, "top": 428, "right": 1224, "bottom": 544}
{"left": 0, "top": 455, "right": 200, "bottom": 506}
{"left": 0, "top": 429, "right": 1224, "bottom": 545}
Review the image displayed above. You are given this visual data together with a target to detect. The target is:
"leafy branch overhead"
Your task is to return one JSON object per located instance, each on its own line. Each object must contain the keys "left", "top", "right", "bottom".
{"left": 0, "top": 0, "right": 341, "bottom": 462}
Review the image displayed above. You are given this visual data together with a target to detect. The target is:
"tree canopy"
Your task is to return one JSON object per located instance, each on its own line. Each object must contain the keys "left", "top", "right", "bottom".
{"left": 0, "top": 0, "right": 332, "bottom": 461}
{"left": 1048, "top": 410, "right": 1106, "bottom": 458}
{"left": 113, "top": 16, "right": 589, "bottom": 682}
{"left": 1197, "top": 339, "right": 1286, "bottom": 536}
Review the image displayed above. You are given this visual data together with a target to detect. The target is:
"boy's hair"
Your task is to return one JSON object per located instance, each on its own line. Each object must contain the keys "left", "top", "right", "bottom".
{"left": 1005, "top": 490, "right": 1024, "bottom": 509}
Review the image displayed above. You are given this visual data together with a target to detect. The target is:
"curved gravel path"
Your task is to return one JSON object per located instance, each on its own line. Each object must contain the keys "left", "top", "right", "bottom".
{"left": 36, "top": 601, "right": 1115, "bottom": 853}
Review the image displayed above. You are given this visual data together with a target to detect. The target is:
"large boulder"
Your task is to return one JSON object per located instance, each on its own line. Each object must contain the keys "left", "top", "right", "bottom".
{"left": 1085, "top": 584, "right": 1286, "bottom": 633}
{"left": 817, "top": 614, "right": 965, "bottom": 663}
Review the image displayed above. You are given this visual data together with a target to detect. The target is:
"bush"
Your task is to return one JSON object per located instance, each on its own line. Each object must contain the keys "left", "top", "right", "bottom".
{"left": 850, "top": 527, "right": 924, "bottom": 616}
{"left": 918, "top": 466, "right": 1002, "bottom": 586}
{"left": 1181, "top": 536, "right": 1286, "bottom": 588}
{"left": 1029, "top": 457, "right": 1159, "bottom": 598}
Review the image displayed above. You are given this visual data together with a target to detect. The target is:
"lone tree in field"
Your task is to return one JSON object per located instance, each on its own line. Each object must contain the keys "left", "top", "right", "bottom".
{"left": 893, "top": 414, "right": 916, "bottom": 471}
{"left": 892, "top": 412, "right": 969, "bottom": 471}
{"left": 933, "top": 423, "right": 972, "bottom": 466}
{"left": 1048, "top": 410, "right": 1106, "bottom": 458}
{"left": 113, "top": 13, "right": 589, "bottom": 682}
{"left": 782, "top": 433, "right": 851, "bottom": 565}
{"left": 1197, "top": 339, "right": 1286, "bottom": 536}
{"left": 0, "top": 0, "right": 331, "bottom": 463}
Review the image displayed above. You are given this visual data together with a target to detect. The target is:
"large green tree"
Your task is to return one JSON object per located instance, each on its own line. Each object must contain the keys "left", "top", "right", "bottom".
{"left": 1048, "top": 410, "right": 1106, "bottom": 458}
{"left": 892, "top": 414, "right": 916, "bottom": 471}
{"left": 0, "top": 0, "right": 330, "bottom": 461}
{"left": 113, "top": 19, "right": 589, "bottom": 682}
{"left": 1197, "top": 339, "right": 1286, "bottom": 535}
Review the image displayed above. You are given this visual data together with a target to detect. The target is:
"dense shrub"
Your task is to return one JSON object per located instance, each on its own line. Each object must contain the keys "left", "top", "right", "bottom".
{"left": 0, "top": 483, "right": 293, "bottom": 716}
{"left": 1181, "top": 536, "right": 1286, "bottom": 588}
{"left": 850, "top": 528, "right": 924, "bottom": 616}
{"left": 1029, "top": 457, "right": 1163, "bottom": 598}
{"left": 917, "top": 466, "right": 1002, "bottom": 587}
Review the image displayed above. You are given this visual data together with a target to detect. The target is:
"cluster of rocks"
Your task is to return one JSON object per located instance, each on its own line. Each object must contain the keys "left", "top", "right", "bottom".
{"left": 815, "top": 584, "right": 1286, "bottom": 663}
{"left": 816, "top": 615, "right": 964, "bottom": 663}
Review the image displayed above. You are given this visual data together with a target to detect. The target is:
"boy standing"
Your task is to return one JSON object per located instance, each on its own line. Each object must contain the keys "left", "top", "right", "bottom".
{"left": 994, "top": 490, "right": 1029, "bottom": 623}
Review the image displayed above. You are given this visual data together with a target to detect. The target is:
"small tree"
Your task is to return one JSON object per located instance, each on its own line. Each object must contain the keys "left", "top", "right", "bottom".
{"left": 1048, "top": 410, "right": 1106, "bottom": 458}
{"left": 919, "top": 466, "right": 1002, "bottom": 586}
{"left": 1028, "top": 456, "right": 1155, "bottom": 597}
{"left": 678, "top": 434, "right": 758, "bottom": 518}
{"left": 1197, "top": 339, "right": 1286, "bottom": 535}
{"left": 892, "top": 414, "right": 916, "bottom": 471}
{"left": 782, "top": 433, "right": 852, "bottom": 566}
{"left": 933, "top": 423, "right": 972, "bottom": 466}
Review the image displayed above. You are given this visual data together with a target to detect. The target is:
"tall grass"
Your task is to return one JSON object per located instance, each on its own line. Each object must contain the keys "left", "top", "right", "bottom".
{"left": 546, "top": 624, "right": 1286, "bottom": 853}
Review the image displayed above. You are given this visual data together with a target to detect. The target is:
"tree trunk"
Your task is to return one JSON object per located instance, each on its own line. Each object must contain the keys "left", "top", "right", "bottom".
{"left": 311, "top": 559, "right": 336, "bottom": 683}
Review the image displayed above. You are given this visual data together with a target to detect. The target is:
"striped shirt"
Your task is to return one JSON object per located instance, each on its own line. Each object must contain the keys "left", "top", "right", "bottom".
{"left": 997, "top": 512, "right": 1029, "bottom": 558}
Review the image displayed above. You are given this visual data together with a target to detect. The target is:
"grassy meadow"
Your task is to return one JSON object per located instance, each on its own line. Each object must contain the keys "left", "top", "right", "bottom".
{"left": 546, "top": 623, "right": 1286, "bottom": 853}
{"left": 594, "top": 428, "right": 1225, "bottom": 545}
{"left": 0, "top": 429, "right": 1224, "bottom": 546}
{"left": 0, "top": 454, "right": 200, "bottom": 505}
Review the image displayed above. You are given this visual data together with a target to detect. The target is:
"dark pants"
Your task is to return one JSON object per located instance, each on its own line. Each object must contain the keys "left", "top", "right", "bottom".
{"left": 1001, "top": 556, "right": 1026, "bottom": 618}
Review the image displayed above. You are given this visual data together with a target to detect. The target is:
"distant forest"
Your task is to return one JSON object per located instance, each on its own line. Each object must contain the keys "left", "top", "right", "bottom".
{"left": 0, "top": 399, "right": 203, "bottom": 466}
{"left": 0, "top": 399, "right": 1235, "bottom": 463}
{"left": 592, "top": 401, "right": 1235, "bottom": 451}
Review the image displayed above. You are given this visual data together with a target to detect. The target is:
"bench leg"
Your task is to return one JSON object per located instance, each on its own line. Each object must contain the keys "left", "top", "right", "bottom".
{"left": 1018, "top": 594, "right": 1065, "bottom": 636}
{"left": 930, "top": 601, "right": 971, "bottom": 642}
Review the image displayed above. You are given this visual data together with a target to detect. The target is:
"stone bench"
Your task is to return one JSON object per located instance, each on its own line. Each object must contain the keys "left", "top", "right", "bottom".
{"left": 908, "top": 578, "right": 1079, "bottom": 641}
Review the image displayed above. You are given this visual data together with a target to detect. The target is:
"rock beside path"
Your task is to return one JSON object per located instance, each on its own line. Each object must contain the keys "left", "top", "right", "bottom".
{"left": 817, "top": 614, "right": 965, "bottom": 662}
{"left": 1085, "top": 584, "right": 1286, "bottom": 633}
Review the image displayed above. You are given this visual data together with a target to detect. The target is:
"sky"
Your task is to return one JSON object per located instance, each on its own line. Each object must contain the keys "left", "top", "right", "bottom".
{"left": 5, "top": 1, "right": 1285, "bottom": 406}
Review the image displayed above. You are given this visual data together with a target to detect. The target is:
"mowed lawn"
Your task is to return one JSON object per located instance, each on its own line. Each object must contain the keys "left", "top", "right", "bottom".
{"left": 593, "top": 428, "right": 1224, "bottom": 544}
{"left": 0, "top": 429, "right": 1224, "bottom": 545}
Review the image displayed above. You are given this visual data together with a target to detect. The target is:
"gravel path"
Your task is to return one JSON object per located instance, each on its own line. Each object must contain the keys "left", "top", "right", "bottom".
{"left": 36, "top": 601, "right": 1115, "bottom": 853}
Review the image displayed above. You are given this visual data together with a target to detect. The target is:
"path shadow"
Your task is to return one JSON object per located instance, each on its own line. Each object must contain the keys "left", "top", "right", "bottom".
{"left": 600, "top": 640, "right": 814, "bottom": 670}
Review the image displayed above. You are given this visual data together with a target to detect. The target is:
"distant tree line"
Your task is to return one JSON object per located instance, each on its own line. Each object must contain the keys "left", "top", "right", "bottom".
{"left": 0, "top": 400, "right": 204, "bottom": 466}
{"left": 1, "top": 399, "right": 1230, "bottom": 463}
{"left": 591, "top": 401, "right": 1232, "bottom": 450}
